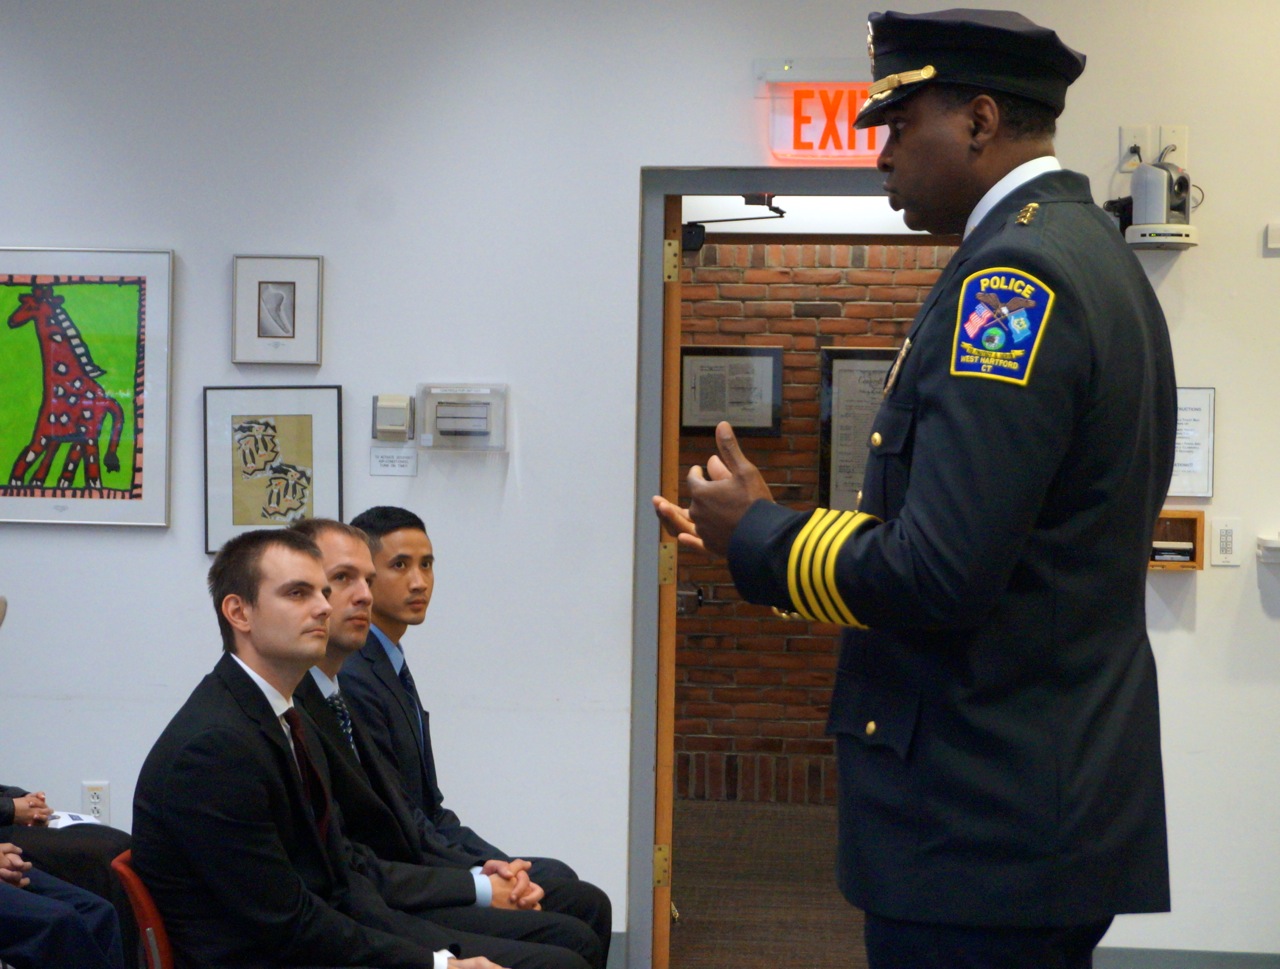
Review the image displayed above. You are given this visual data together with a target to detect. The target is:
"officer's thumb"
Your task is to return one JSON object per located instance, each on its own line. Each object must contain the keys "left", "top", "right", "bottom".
{"left": 715, "top": 421, "right": 750, "bottom": 474}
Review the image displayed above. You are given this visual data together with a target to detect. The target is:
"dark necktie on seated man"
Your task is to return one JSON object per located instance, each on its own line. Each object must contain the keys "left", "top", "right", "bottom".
{"left": 283, "top": 706, "right": 330, "bottom": 839}
{"left": 398, "top": 662, "right": 426, "bottom": 754}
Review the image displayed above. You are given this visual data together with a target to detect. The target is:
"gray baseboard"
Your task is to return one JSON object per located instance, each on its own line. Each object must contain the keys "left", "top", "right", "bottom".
{"left": 606, "top": 932, "right": 626, "bottom": 969}
{"left": 1096, "top": 949, "right": 1280, "bottom": 968}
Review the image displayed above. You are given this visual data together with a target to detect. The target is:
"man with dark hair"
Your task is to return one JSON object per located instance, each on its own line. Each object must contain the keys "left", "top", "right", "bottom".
{"left": 290, "top": 518, "right": 602, "bottom": 969}
{"left": 656, "top": 9, "right": 1175, "bottom": 969}
{"left": 340, "top": 507, "right": 612, "bottom": 963}
{"left": 133, "top": 528, "right": 506, "bottom": 969}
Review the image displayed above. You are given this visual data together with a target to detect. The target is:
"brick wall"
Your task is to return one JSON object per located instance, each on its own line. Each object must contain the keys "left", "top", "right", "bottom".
{"left": 674, "top": 238, "right": 956, "bottom": 803}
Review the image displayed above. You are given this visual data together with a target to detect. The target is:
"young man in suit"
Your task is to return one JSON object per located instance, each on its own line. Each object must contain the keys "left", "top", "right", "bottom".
{"left": 290, "top": 518, "right": 601, "bottom": 969}
{"left": 132, "top": 528, "right": 505, "bottom": 969}
{"left": 339, "top": 507, "right": 611, "bottom": 963}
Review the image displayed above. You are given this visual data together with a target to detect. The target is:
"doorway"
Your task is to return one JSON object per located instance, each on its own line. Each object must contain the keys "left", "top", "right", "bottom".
{"left": 628, "top": 167, "right": 938, "bottom": 969}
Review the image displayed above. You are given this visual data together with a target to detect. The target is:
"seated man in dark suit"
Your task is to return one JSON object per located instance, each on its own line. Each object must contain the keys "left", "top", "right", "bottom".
{"left": 132, "top": 527, "right": 505, "bottom": 969}
{"left": 1, "top": 839, "right": 125, "bottom": 969}
{"left": 339, "top": 507, "right": 611, "bottom": 963}
{"left": 289, "top": 518, "right": 601, "bottom": 969}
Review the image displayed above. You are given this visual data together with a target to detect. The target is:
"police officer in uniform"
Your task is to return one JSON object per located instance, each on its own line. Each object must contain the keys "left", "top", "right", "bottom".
{"left": 654, "top": 9, "right": 1175, "bottom": 968}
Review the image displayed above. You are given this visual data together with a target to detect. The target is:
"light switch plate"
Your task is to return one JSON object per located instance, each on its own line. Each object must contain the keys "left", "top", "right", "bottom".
{"left": 1210, "top": 517, "right": 1242, "bottom": 567}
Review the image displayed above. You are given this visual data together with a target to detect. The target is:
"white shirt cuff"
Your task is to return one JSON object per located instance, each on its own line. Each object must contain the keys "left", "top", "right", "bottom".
{"left": 434, "top": 950, "right": 453, "bottom": 969}
{"left": 471, "top": 866, "right": 492, "bottom": 907}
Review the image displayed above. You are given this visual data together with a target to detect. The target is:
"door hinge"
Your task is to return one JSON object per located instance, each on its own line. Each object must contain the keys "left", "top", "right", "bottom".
{"left": 658, "top": 542, "right": 676, "bottom": 586}
{"left": 663, "top": 239, "right": 679, "bottom": 281}
{"left": 653, "top": 843, "right": 671, "bottom": 887}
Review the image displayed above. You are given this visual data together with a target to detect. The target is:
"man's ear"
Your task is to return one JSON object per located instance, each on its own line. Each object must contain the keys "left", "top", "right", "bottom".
{"left": 222, "top": 594, "right": 253, "bottom": 634}
{"left": 968, "top": 94, "right": 1000, "bottom": 148}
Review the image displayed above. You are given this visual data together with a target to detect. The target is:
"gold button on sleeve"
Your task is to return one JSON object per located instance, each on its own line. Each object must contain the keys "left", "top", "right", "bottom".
{"left": 865, "top": 721, "right": 877, "bottom": 736}
{"left": 870, "top": 431, "right": 883, "bottom": 447}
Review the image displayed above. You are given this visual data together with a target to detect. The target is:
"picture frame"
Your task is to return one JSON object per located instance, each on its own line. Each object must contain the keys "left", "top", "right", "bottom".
{"left": 232, "top": 255, "right": 323, "bottom": 364}
{"left": 0, "top": 247, "right": 173, "bottom": 526}
{"left": 819, "top": 346, "right": 899, "bottom": 508}
{"left": 203, "top": 385, "right": 343, "bottom": 553}
{"left": 1167, "top": 386, "right": 1215, "bottom": 498}
{"left": 680, "top": 346, "right": 783, "bottom": 436}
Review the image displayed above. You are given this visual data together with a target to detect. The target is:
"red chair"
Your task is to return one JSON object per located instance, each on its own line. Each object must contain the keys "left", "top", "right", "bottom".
{"left": 110, "top": 849, "right": 173, "bottom": 969}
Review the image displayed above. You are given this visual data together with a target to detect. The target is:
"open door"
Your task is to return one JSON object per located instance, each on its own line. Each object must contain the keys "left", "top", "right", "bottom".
{"left": 651, "top": 194, "right": 683, "bottom": 969}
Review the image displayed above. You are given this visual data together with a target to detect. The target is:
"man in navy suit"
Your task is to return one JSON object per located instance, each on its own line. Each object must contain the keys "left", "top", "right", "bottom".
{"left": 1, "top": 840, "right": 125, "bottom": 969}
{"left": 340, "top": 507, "right": 611, "bottom": 963}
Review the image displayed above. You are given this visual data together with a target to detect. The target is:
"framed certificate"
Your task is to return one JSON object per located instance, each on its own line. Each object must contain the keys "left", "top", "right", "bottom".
{"left": 819, "top": 346, "right": 898, "bottom": 508}
{"left": 680, "top": 346, "right": 783, "bottom": 436}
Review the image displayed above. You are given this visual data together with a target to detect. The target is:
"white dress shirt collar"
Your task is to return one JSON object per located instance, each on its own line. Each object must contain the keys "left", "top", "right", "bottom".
{"left": 965, "top": 155, "right": 1062, "bottom": 238}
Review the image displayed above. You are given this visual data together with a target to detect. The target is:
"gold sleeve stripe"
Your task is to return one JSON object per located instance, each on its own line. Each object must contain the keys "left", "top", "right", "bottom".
{"left": 785, "top": 508, "right": 880, "bottom": 627}
{"left": 790, "top": 509, "right": 841, "bottom": 622}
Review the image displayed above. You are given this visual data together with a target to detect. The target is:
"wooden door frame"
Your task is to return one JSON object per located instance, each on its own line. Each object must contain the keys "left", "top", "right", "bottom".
{"left": 627, "top": 166, "right": 888, "bottom": 969}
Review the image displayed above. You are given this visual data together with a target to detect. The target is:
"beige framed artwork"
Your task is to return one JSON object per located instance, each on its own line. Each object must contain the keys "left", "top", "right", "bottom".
{"left": 203, "top": 385, "right": 342, "bottom": 553}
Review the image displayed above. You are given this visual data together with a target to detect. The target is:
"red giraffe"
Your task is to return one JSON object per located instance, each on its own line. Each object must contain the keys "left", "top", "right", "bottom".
{"left": 7, "top": 283, "right": 126, "bottom": 489}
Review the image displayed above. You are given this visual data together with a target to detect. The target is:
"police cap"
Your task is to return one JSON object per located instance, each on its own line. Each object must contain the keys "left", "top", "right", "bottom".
{"left": 854, "top": 8, "right": 1086, "bottom": 129}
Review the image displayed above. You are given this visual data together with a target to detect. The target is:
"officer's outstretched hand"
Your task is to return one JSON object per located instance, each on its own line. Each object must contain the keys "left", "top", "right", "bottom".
{"left": 652, "top": 421, "right": 772, "bottom": 558}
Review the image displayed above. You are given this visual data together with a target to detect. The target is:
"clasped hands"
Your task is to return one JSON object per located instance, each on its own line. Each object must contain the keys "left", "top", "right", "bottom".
{"left": 652, "top": 421, "right": 772, "bottom": 557}
{"left": 12, "top": 791, "right": 52, "bottom": 826}
{"left": 1, "top": 842, "right": 33, "bottom": 889}
{"left": 483, "top": 858, "right": 543, "bottom": 911}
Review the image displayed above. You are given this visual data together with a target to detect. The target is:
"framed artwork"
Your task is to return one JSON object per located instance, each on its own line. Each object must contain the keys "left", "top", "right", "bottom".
{"left": 232, "top": 255, "right": 323, "bottom": 364}
{"left": 1168, "top": 386, "right": 1215, "bottom": 498}
{"left": 819, "top": 346, "right": 899, "bottom": 508}
{"left": 680, "top": 346, "right": 783, "bottom": 436}
{"left": 203, "top": 385, "right": 343, "bottom": 553}
{"left": 0, "top": 247, "right": 173, "bottom": 526}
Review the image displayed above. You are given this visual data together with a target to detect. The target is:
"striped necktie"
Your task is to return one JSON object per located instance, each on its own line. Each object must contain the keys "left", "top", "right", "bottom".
{"left": 326, "top": 691, "right": 358, "bottom": 758}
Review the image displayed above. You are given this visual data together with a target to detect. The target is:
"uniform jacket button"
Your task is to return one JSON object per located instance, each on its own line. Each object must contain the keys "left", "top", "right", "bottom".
{"left": 865, "top": 721, "right": 877, "bottom": 736}
{"left": 870, "top": 431, "right": 883, "bottom": 447}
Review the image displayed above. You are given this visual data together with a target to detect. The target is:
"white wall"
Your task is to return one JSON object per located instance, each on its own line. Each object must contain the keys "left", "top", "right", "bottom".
{"left": 1, "top": 0, "right": 1278, "bottom": 952}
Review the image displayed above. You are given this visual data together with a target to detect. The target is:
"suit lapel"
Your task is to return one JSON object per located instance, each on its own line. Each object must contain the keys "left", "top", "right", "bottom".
{"left": 367, "top": 639, "right": 429, "bottom": 769}
{"left": 216, "top": 655, "right": 335, "bottom": 866}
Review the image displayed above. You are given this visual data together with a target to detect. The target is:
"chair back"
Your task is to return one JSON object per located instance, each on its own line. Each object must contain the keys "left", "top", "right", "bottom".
{"left": 110, "top": 849, "right": 174, "bottom": 969}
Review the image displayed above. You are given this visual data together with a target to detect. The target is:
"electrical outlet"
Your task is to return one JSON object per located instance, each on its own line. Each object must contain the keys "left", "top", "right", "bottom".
{"left": 1118, "top": 124, "right": 1151, "bottom": 173}
{"left": 81, "top": 780, "right": 110, "bottom": 825}
{"left": 1210, "top": 517, "right": 1242, "bottom": 567}
{"left": 1159, "top": 124, "right": 1189, "bottom": 169}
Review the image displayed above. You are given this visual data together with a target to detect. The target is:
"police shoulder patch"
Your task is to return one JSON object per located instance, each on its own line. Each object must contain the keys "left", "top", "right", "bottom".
{"left": 951, "top": 266, "right": 1054, "bottom": 385}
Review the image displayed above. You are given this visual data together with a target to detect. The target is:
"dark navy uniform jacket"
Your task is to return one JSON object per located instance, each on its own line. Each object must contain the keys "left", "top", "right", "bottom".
{"left": 730, "top": 169, "right": 1175, "bottom": 927}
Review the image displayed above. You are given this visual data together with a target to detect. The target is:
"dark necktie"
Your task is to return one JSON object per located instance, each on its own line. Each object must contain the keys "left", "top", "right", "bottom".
{"left": 283, "top": 707, "right": 330, "bottom": 840}
{"left": 326, "top": 691, "right": 358, "bottom": 759}
{"left": 397, "top": 662, "right": 426, "bottom": 754}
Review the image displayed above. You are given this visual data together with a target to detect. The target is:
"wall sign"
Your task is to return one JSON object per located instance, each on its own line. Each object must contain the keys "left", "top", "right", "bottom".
{"left": 768, "top": 82, "right": 881, "bottom": 165}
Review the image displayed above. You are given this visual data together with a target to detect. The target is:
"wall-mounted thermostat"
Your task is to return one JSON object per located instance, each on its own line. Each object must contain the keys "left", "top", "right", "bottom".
{"left": 417, "top": 383, "right": 508, "bottom": 451}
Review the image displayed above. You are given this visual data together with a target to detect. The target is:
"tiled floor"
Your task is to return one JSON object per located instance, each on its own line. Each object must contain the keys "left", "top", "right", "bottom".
{"left": 670, "top": 800, "right": 867, "bottom": 969}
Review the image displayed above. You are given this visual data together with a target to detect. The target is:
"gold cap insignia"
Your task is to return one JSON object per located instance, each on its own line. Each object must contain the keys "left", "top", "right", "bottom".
{"left": 1016, "top": 203, "right": 1040, "bottom": 226}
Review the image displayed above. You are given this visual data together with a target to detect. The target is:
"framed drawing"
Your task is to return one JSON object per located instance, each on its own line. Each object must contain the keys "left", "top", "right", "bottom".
{"left": 203, "top": 385, "right": 343, "bottom": 553}
{"left": 819, "top": 346, "right": 899, "bottom": 508}
{"left": 680, "top": 346, "right": 783, "bottom": 436}
{"left": 233, "top": 255, "right": 323, "bottom": 364}
{"left": 1167, "top": 386, "right": 1214, "bottom": 498}
{"left": 0, "top": 247, "right": 173, "bottom": 526}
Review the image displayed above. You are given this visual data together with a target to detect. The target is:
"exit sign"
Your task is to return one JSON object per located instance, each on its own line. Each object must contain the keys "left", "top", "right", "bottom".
{"left": 768, "top": 82, "right": 881, "bottom": 165}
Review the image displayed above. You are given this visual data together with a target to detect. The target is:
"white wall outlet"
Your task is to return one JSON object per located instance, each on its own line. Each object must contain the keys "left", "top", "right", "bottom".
{"left": 1159, "top": 124, "right": 1189, "bottom": 169}
{"left": 81, "top": 780, "right": 110, "bottom": 824}
{"left": 1210, "top": 517, "right": 1243, "bottom": 567}
{"left": 1118, "top": 124, "right": 1151, "bottom": 173}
